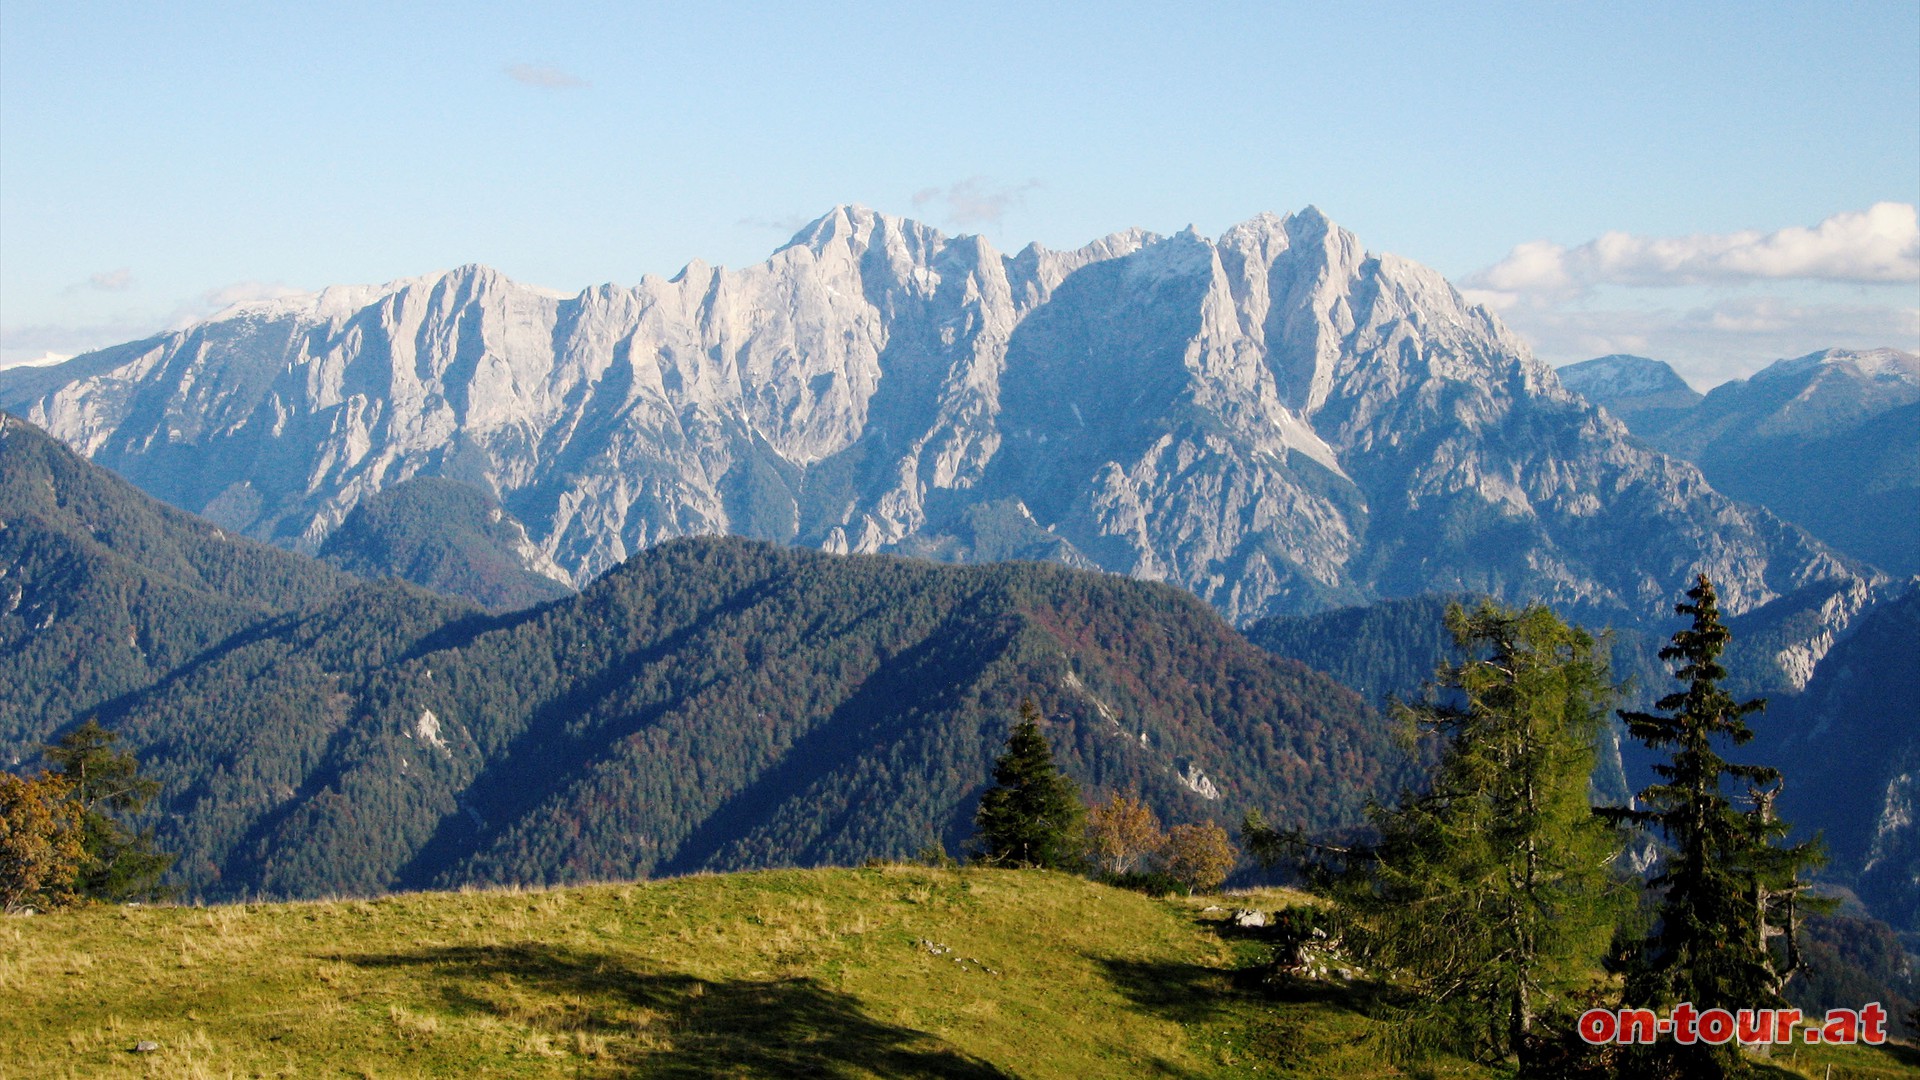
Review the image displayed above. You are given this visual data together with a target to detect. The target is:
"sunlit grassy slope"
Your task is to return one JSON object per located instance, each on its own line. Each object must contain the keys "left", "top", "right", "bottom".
{"left": 4, "top": 866, "right": 1914, "bottom": 1078}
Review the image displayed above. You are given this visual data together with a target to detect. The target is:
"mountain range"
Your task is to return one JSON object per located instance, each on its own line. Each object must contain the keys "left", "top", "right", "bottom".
{"left": 0, "top": 207, "right": 1870, "bottom": 642}
{"left": 1561, "top": 348, "right": 1920, "bottom": 577}
{"left": 5, "top": 205, "right": 1915, "bottom": 925}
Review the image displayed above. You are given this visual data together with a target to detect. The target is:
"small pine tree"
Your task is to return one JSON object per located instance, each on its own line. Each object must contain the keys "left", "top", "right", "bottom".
{"left": 973, "top": 700, "right": 1085, "bottom": 869}
{"left": 44, "top": 720, "right": 174, "bottom": 902}
{"left": 1609, "top": 575, "right": 1824, "bottom": 1078}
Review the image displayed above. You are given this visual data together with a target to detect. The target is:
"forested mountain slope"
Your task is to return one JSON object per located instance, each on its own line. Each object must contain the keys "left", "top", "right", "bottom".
{"left": 0, "top": 413, "right": 351, "bottom": 751}
{"left": 1246, "top": 579, "right": 1920, "bottom": 931}
{"left": 69, "top": 533, "right": 1399, "bottom": 902}
{"left": 1755, "top": 589, "right": 1920, "bottom": 929}
{"left": 318, "top": 476, "right": 573, "bottom": 612}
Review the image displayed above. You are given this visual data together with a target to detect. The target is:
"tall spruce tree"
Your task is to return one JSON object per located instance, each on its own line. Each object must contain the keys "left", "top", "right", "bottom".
{"left": 972, "top": 700, "right": 1085, "bottom": 869}
{"left": 43, "top": 720, "right": 173, "bottom": 902}
{"left": 1609, "top": 575, "right": 1822, "bottom": 1077}
{"left": 1260, "top": 601, "right": 1627, "bottom": 1068}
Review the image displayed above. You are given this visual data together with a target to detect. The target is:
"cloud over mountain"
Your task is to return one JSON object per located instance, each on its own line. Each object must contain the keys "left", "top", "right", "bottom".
{"left": 1467, "top": 203, "right": 1920, "bottom": 302}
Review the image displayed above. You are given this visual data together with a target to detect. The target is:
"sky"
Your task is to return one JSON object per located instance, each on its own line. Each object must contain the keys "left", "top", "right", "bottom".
{"left": 2, "top": 2, "right": 1916, "bottom": 387}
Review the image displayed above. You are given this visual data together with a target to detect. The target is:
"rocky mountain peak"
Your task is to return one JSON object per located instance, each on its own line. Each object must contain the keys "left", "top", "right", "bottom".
{"left": 1755, "top": 347, "right": 1920, "bottom": 387}
{"left": 0, "top": 206, "right": 1870, "bottom": 632}
{"left": 1557, "top": 355, "right": 1704, "bottom": 423}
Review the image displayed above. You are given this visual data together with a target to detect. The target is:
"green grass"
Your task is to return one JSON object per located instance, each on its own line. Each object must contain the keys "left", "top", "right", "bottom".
{"left": 2, "top": 867, "right": 1913, "bottom": 1078}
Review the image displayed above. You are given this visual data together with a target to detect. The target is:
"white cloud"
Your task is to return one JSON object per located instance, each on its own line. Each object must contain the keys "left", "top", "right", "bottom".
{"left": 186, "top": 281, "right": 305, "bottom": 319}
{"left": 504, "top": 63, "right": 589, "bottom": 90}
{"left": 84, "top": 268, "right": 135, "bottom": 292}
{"left": 911, "top": 177, "right": 1042, "bottom": 229}
{"left": 0, "top": 317, "right": 166, "bottom": 369}
{"left": 58, "top": 267, "right": 137, "bottom": 296}
{"left": 737, "top": 212, "right": 816, "bottom": 234}
{"left": 1469, "top": 203, "right": 1920, "bottom": 299}
{"left": 0, "top": 350, "right": 73, "bottom": 372}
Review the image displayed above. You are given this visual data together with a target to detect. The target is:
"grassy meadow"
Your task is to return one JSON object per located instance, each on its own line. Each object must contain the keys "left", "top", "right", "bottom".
{"left": 3, "top": 866, "right": 1915, "bottom": 1078}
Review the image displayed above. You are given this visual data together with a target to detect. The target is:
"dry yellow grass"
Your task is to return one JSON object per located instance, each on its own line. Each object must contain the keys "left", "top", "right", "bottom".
{"left": 1, "top": 868, "right": 1911, "bottom": 1078}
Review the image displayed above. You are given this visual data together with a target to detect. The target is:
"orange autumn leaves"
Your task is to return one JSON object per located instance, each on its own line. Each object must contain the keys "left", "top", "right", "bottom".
{"left": 1084, "top": 792, "right": 1236, "bottom": 893}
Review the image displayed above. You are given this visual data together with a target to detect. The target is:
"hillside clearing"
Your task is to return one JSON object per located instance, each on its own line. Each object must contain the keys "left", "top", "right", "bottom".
{"left": 4, "top": 867, "right": 1913, "bottom": 1078}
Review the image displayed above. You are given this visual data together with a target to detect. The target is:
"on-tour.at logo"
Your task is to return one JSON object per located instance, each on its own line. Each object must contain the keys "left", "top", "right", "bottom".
{"left": 1578, "top": 1002, "right": 1889, "bottom": 1046}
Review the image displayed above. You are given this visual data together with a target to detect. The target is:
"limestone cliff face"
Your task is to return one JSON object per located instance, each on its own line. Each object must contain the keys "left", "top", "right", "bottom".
{"left": 0, "top": 206, "right": 1862, "bottom": 624}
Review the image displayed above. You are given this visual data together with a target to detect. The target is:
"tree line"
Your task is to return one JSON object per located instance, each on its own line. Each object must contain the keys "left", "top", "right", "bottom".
{"left": 1241, "top": 576, "right": 1833, "bottom": 1078}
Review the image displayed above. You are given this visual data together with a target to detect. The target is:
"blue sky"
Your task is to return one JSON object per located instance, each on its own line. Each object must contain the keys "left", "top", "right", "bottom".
{"left": 3, "top": 1, "right": 1915, "bottom": 385}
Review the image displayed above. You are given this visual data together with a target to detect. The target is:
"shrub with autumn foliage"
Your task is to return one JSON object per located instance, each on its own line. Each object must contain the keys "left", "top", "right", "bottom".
{"left": 1084, "top": 793, "right": 1165, "bottom": 876}
{"left": 0, "top": 772, "right": 86, "bottom": 914}
{"left": 1162, "top": 822, "right": 1237, "bottom": 893}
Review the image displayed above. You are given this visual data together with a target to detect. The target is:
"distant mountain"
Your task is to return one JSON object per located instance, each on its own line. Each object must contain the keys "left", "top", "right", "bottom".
{"left": 0, "top": 413, "right": 350, "bottom": 752}
{"left": 1557, "top": 354, "right": 1703, "bottom": 422}
{"left": 1757, "top": 588, "right": 1920, "bottom": 929}
{"left": 1566, "top": 348, "right": 1920, "bottom": 577}
{"left": 0, "top": 207, "right": 1864, "bottom": 633}
{"left": 318, "top": 476, "right": 573, "bottom": 612}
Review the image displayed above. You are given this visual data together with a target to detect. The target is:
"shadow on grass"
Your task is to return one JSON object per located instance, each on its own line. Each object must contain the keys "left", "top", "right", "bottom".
{"left": 1092, "top": 956, "right": 1238, "bottom": 1025}
{"left": 339, "top": 942, "right": 1014, "bottom": 1078}
{"left": 1091, "top": 954, "right": 1389, "bottom": 1077}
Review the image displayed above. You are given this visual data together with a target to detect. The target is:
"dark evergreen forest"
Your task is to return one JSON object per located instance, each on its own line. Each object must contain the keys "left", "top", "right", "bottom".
{"left": 3, "top": 414, "right": 1405, "bottom": 901}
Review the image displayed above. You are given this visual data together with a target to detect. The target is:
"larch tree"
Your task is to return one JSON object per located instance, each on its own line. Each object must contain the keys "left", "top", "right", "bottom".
{"left": 44, "top": 719, "right": 173, "bottom": 902}
{"left": 1259, "top": 601, "right": 1628, "bottom": 1068}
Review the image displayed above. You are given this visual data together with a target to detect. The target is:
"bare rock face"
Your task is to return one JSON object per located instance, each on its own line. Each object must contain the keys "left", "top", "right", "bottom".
{"left": 0, "top": 206, "right": 1867, "bottom": 626}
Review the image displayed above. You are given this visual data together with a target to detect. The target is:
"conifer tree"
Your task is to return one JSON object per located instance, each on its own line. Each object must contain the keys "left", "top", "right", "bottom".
{"left": 1259, "top": 601, "right": 1627, "bottom": 1068}
{"left": 1609, "top": 575, "right": 1822, "bottom": 1078}
{"left": 44, "top": 720, "right": 173, "bottom": 902}
{"left": 972, "top": 700, "right": 1085, "bottom": 869}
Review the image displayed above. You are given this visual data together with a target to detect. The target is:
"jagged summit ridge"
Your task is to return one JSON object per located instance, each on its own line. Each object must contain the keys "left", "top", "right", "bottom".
{"left": 0, "top": 207, "right": 1862, "bottom": 624}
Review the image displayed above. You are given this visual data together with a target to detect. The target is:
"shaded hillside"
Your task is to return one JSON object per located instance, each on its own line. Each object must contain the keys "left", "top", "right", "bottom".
{"left": 1245, "top": 594, "right": 1472, "bottom": 706}
{"left": 0, "top": 412, "right": 350, "bottom": 749}
{"left": 87, "top": 537, "right": 1403, "bottom": 901}
{"left": 319, "top": 476, "right": 574, "bottom": 612}
{"left": 1756, "top": 589, "right": 1920, "bottom": 929}
{"left": 1245, "top": 593, "right": 1672, "bottom": 805}
{"left": 1243, "top": 574, "right": 1920, "bottom": 932}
